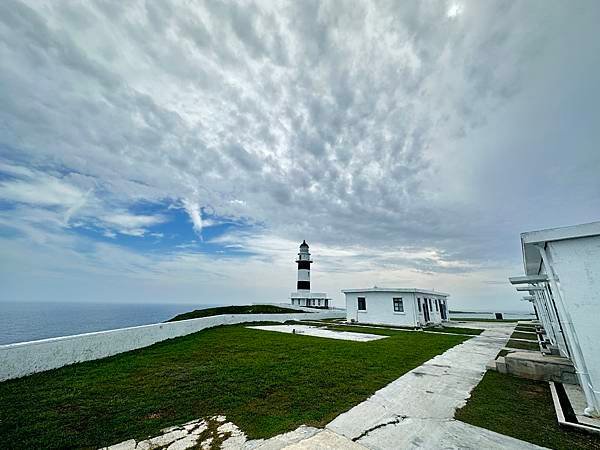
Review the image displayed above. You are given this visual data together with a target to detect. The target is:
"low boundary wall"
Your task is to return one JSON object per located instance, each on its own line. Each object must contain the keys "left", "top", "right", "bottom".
{"left": 0, "top": 310, "right": 345, "bottom": 382}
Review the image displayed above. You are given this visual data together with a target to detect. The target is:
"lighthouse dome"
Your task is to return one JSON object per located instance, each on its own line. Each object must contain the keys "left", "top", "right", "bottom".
{"left": 299, "top": 240, "right": 309, "bottom": 249}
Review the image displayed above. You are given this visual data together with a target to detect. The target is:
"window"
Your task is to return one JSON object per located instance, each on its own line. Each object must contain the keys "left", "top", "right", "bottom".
{"left": 357, "top": 297, "right": 366, "bottom": 311}
{"left": 435, "top": 299, "right": 439, "bottom": 311}
{"left": 428, "top": 298, "right": 433, "bottom": 311}
{"left": 417, "top": 298, "right": 421, "bottom": 312}
{"left": 393, "top": 298, "right": 404, "bottom": 312}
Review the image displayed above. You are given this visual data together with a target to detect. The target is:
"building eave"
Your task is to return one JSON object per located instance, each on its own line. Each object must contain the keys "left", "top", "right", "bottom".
{"left": 520, "top": 221, "right": 600, "bottom": 275}
{"left": 341, "top": 287, "right": 449, "bottom": 297}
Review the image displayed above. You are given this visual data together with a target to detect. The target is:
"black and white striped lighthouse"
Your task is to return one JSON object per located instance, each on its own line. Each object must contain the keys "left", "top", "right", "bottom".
{"left": 296, "top": 240, "right": 312, "bottom": 291}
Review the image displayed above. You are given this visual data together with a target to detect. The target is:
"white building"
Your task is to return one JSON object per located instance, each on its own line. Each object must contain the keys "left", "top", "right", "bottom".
{"left": 342, "top": 287, "right": 449, "bottom": 327}
{"left": 509, "top": 221, "right": 600, "bottom": 417}
{"left": 290, "top": 240, "right": 331, "bottom": 308}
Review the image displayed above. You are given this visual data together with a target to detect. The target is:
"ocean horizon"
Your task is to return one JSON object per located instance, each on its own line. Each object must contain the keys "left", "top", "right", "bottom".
{"left": 0, "top": 301, "right": 215, "bottom": 345}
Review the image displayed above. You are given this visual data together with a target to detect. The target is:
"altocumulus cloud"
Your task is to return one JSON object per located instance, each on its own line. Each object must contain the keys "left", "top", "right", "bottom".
{"left": 0, "top": 0, "right": 599, "bottom": 309}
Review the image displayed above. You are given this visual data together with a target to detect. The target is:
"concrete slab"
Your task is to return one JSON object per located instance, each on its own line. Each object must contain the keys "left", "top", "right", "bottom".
{"left": 247, "top": 325, "right": 387, "bottom": 342}
{"left": 564, "top": 383, "right": 600, "bottom": 429}
{"left": 283, "top": 429, "right": 367, "bottom": 449}
{"left": 325, "top": 323, "right": 548, "bottom": 449}
{"left": 356, "top": 417, "right": 546, "bottom": 449}
{"left": 246, "top": 426, "right": 321, "bottom": 449}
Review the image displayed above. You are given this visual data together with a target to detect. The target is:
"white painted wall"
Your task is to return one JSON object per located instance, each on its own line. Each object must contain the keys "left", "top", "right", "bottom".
{"left": 0, "top": 310, "right": 345, "bottom": 382}
{"left": 345, "top": 292, "right": 417, "bottom": 326}
{"left": 345, "top": 291, "right": 448, "bottom": 327}
{"left": 546, "top": 236, "right": 600, "bottom": 413}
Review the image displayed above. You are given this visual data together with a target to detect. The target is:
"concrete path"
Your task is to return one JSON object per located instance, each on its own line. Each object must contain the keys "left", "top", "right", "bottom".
{"left": 104, "top": 321, "right": 547, "bottom": 449}
{"left": 322, "top": 322, "right": 547, "bottom": 449}
{"left": 247, "top": 325, "right": 387, "bottom": 342}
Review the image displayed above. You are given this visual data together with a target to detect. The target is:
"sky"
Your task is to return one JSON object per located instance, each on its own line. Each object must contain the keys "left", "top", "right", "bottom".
{"left": 0, "top": 0, "right": 599, "bottom": 310}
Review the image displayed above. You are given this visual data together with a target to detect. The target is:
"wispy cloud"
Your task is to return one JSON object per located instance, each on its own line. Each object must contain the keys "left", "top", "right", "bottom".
{"left": 0, "top": 0, "right": 598, "bottom": 309}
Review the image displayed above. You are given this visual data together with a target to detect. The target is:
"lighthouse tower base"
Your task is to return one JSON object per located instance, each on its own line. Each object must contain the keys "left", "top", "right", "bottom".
{"left": 290, "top": 292, "right": 331, "bottom": 309}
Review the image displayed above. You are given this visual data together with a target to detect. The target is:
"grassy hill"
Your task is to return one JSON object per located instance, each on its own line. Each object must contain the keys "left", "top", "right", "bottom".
{"left": 167, "top": 304, "right": 304, "bottom": 322}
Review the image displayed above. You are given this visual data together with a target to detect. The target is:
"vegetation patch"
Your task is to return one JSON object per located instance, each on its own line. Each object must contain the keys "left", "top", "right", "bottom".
{"left": 510, "top": 330, "right": 538, "bottom": 341}
{"left": 168, "top": 304, "right": 304, "bottom": 322}
{"left": 435, "top": 326, "right": 483, "bottom": 335}
{"left": 515, "top": 324, "right": 537, "bottom": 331}
{"left": 506, "top": 339, "right": 539, "bottom": 351}
{"left": 0, "top": 324, "right": 466, "bottom": 449}
{"left": 455, "top": 370, "right": 600, "bottom": 450}
{"left": 320, "top": 323, "right": 483, "bottom": 336}
{"left": 450, "top": 318, "right": 523, "bottom": 322}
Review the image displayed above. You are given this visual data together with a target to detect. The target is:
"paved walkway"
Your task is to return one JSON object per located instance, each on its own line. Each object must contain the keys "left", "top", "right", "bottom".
{"left": 322, "top": 322, "right": 546, "bottom": 449}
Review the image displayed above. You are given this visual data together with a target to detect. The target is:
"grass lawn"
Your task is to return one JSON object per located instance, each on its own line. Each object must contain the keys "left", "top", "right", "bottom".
{"left": 515, "top": 325, "right": 537, "bottom": 331}
{"left": 506, "top": 339, "right": 540, "bottom": 351}
{"left": 455, "top": 371, "right": 600, "bottom": 450}
{"left": 450, "top": 318, "right": 522, "bottom": 322}
{"left": 167, "top": 304, "right": 304, "bottom": 322}
{"left": 317, "top": 323, "right": 483, "bottom": 336}
{"left": 435, "top": 326, "right": 483, "bottom": 335}
{"left": 0, "top": 324, "right": 466, "bottom": 449}
{"left": 510, "top": 330, "right": 538, "bottom": 341}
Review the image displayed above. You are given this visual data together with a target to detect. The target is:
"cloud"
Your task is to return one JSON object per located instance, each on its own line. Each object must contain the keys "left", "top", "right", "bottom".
{"left": 0, "top": 172, "right": 87, "bottom": 208}
{"left": 0, "top": 0, "right": 599, "bottom": 310}
{"left": 100, "top": 212, "right": 167, "bottom": 236}
{"left": 182, "top": 200, "right": 203, "bottom": 235}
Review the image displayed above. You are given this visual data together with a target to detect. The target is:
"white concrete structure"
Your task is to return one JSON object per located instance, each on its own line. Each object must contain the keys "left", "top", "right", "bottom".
{"left": 0, "top": 309, "right": 345, "bottom": 382}
{"left": 509, "top": 221, "right": 600, "bottom": 417}
{"left": 343, "top": 288, "right": 449, "bottom": 327}
{"left": 247, "top": 325, "right": 388, "bottom": 342}
{"left": 290, "top": 240, "right": 331, "bottom": 308}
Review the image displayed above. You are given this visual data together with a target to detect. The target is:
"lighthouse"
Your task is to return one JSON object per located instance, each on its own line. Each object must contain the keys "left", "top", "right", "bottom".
{"left": 290, "top": 240, "right": 331, "bottom": 308}
{"left": 296, "top": 240, "right": 312, "bottom": 291}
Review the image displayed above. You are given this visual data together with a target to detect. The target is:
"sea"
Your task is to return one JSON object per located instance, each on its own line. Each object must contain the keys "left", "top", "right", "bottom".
{"left": 0, "top": 301, "right": 214, "bottom": 345}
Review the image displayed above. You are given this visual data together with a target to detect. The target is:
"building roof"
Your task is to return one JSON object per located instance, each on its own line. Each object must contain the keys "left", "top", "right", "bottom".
{"left": 521, "top": 221, "right": 600, "bottom": 275}
{"left": 341, "top": 287, "right": 449, "bottom": 297}
{"left": 299, "top": 240, "right": 309, "bottom": 248}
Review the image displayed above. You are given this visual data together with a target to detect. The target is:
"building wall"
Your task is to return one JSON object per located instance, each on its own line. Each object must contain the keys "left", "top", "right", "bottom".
{"left": 345, "top": 292, "right": 415, "bottom": 326}
{"left": 345, "top": 291, "right": 448, "bottom": 326}
{"left": 546, "top": 236, "right": 600, "bottom": 410}
{"left": 414, "top": 294, "right": 448, "bottom": 326}
{"left": 0, "top": 310, "right": 345, "bottom": 382}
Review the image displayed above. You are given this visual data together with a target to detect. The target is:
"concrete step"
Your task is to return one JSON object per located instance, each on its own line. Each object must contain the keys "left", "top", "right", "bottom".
{"left": 503, "top": 351, "right": 577, "bottom": 384}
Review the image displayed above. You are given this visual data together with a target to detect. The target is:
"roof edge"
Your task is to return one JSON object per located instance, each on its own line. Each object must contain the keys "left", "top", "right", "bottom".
{"left": 341, "top": 287, "right": 449, "bottom": 297}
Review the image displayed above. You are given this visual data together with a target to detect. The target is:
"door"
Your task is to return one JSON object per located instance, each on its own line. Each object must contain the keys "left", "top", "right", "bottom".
{"left": 440, "top": 301, "right": 447, "bottom": 320}
{"left": 423, "top": 299, "right": 430, "bottom": 323}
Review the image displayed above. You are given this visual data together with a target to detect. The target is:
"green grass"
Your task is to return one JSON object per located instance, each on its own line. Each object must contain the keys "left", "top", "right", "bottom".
{"left": 506, "top": 339, "right": 539, "bottom": 351}
{"left": 314, "top": 322, "right": 483, "bottom": 336}
{"left": 0, "top": 324, "right": 466, "bottom": 449}
{"left": 450, "top": 318, "right": 523, "bottom": 322}
{"left": 510, "top": 330, "right": 538, "bottom": 341}
{"left": 167, "top": 304, "right": 304, "bottom": 322}
{"left": 515, "top": 325, "right": 537, "bottom": 331}
{"left": 311, "top": 317, "right": 345, "bottom": 323}
{"left": 435, "top": 326, "right": 483, "bottom": 335}
{"left": 455, "top": 371, "right": 600, "bottom": 450}
{"left": 323, "top": 323, "right": 482, "bottom": 337}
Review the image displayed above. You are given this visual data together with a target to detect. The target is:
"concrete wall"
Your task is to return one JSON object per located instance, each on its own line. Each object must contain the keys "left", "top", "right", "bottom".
{"left": 547, "top": 236, "right": 600, "bottom": 411}
{"left": 0, "top": 310, "right": 345, "bottom": 382}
